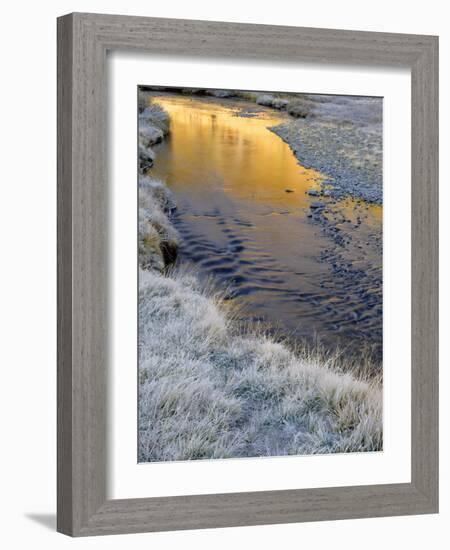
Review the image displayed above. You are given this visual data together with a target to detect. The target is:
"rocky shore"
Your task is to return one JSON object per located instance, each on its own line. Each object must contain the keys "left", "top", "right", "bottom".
{"left": 231, "top": 90, "right": 383, "bottom": 204}
{"left": 269, "top": 96, "right": 382, "bottom": 204}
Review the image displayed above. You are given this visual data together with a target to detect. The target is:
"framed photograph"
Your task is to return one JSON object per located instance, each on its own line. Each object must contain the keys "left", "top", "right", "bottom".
{"left": 57, "top": 13, "right": 438, "bottom": 536}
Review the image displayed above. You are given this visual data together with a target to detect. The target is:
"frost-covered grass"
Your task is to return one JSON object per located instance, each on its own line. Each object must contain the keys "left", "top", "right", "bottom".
{"left": 139, "top": 176, "right": 179, "bottom": 271}
{"left": 138, "top": 97, "right": 171, "bottom": 174}
{"left": 139, "top": 103, "right": 170, "bottom": 135}
{"left": 138, "top": 97, "right": 178, "bottom": 269}
{"left": 139, "top": 267, "right": 382, "bottom": 462}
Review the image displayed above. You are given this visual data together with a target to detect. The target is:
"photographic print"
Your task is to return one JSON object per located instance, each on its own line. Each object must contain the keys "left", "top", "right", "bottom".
{"left": 138, "top": 86, "right": 383, "bottom": 463}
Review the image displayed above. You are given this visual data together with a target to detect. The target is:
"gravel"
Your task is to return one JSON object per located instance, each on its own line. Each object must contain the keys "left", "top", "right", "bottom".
{"left": 269, "top": 96, "right": 383, "bottom": 204}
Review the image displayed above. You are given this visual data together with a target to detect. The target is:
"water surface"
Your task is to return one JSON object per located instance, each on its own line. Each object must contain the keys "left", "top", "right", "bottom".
{"left": 149, "top": 95, "right": 382, "bottom": 358}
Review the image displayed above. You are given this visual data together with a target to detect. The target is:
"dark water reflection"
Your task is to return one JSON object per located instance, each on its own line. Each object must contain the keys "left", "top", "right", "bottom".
{"left": 148, "top": 95, "right": 382, "bottom": 361}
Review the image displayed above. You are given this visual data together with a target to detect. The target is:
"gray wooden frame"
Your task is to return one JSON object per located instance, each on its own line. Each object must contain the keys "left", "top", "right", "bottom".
{"left": 57, "top": 12, "right": 439, "bottom": 537}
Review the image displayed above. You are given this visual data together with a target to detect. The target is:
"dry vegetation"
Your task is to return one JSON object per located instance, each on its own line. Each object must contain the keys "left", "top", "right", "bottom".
{"left": 139, "top": 267, "right": 382, "bottom": 461}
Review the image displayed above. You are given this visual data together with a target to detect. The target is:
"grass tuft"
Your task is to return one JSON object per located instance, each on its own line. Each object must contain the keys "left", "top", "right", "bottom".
{"left": 139, "top": 177, "right": 180, "bottom": 271}
{"left": 138, "top": 100, "right": 171, "bottom": 175}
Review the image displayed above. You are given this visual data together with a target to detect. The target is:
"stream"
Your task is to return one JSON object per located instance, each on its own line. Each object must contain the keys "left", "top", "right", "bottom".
{"left": 149, "top": 94, "right": 383, "bottom": 361}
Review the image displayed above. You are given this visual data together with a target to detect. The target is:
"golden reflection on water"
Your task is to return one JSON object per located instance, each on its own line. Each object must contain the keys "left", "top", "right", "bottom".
{"left": 150, "top": 95, "right": 324, "bottom": 210}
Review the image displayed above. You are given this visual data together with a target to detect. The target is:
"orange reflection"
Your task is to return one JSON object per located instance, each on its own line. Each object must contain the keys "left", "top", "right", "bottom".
{"left": 150, "top": 95, "right": 324, "bottom": 210}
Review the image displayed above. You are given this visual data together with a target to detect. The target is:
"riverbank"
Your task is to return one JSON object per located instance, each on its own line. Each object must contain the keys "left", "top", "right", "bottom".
{"left": 138, "top": 94, "right": 382, "bottom": 461}
{"left": 269, "top": 95, "right": 382, "bottom": 204}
